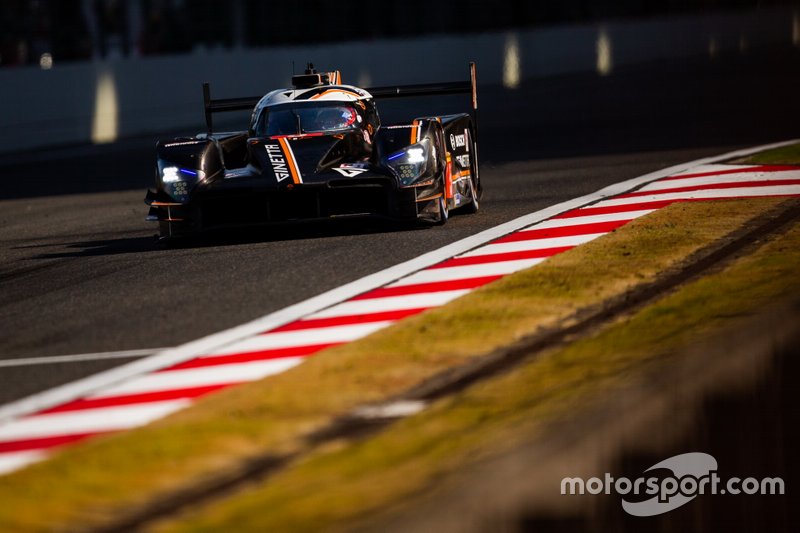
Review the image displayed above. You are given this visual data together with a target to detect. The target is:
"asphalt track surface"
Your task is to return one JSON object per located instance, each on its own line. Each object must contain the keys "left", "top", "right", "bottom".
{"left": 1, "top": 45, "right": 799, "bottom": 405}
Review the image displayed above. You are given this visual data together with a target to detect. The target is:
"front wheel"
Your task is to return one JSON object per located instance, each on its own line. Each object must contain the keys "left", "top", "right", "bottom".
{"left": 462, "top": 128, "right": 480, "bottom": 214}
{"left": 435, "top": 194, "right": 449, "bottom": 225}
{"left": 462, "top": 176, "right": 480, "bottom": 214}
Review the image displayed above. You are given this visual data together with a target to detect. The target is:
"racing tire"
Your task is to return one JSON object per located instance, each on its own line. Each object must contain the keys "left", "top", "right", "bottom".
{"left": 463, "top": 176, "right": 480, "bottom": 214}
{"left": 462, "top": 128, "right": 480, "bottom": 214}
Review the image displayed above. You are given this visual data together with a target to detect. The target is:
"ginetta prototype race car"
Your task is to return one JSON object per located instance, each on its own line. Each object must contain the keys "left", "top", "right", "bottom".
{"left": 145, "top": 63, "right": 481, "bottom": 239}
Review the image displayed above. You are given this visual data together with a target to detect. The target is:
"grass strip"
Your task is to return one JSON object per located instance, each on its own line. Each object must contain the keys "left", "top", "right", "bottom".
{"left": 736, "top": 142, "right": 800, "bottom": 165}
{"left": 155, "top": 202, "right": 800, "bottom": 533}
{"left": 0, "top": 197, "right": 790, "bottom": 532}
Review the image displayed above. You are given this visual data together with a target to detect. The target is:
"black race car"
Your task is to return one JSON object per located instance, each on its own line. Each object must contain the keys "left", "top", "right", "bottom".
{"left": 145, "top": 63, "right": 481, "bottom": 239}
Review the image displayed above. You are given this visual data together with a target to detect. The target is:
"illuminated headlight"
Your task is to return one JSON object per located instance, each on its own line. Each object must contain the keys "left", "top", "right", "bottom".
{"left": 160, "top": 165, "right": 204, "bottom": 183}
{"left": 386, "top": 141, "right": 431, "bottom": 186}
{"left": 158, "top": 162, "right": 204, "bottom": 202}
{"left": 162, "top": 166, "right": 181, "bottom": 183}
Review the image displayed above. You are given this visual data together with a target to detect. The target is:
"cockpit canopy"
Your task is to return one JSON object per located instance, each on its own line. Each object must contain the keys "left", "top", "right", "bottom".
{"left": 253, "top": 102, "right": 362, "bottom": 137}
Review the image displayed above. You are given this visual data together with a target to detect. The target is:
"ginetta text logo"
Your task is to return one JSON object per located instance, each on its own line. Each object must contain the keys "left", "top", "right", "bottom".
{"left": 264, "top": 143, "right": 291, "bottom": 181}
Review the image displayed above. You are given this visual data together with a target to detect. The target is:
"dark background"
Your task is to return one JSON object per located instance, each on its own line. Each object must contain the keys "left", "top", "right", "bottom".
{"left": 2, "top": 0, "right": 798, "bottom": 66}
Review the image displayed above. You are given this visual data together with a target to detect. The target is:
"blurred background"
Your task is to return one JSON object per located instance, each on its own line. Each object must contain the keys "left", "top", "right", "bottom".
{"left": 2, "top": 0, "right": 797, "bottom": 66}
{"left": 1, "top": 0, "right": 800, "bottom": 154}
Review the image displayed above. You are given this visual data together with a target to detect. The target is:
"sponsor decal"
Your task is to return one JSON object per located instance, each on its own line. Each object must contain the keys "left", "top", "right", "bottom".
{"left": 264, "top": 143, "right": 291, "bottom": 181}
{"left": 163, "top": 140, "right": 202, "bottom": 148}
{"left": 224, "top": 168, "right": 251, "bottom": 179}
{"left": 333, "top": 167, "right": 369, "bottom": 177}
{"left": 450, "top": 132, "right": 466, "bottom": 150}
{"left": 455, "top": 154, "right": 470, "bottom": 168}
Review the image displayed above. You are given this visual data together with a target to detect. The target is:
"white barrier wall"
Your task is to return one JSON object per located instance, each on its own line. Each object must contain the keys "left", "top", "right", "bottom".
{"left": 0, "top": 7, "right": 796, "bottom": 154}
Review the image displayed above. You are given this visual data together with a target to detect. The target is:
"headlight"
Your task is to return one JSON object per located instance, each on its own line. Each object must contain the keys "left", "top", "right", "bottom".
{"left": 386, "top": 140, "right": 432, "bottom": 186}
{"left": 158, "top": 161, "right": 204, "bottom": 202}
{"left": 159, "top": 164, "right": 204, "bottom": 183}
{"left": 161, "top": 166, "right": 182, "bottom": 183}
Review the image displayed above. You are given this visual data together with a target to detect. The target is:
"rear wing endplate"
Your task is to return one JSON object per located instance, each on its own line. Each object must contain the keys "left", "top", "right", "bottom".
{"left": 202, "top": 85, "right": 260, "bottom": 135}
{"left": 202, "top": 62, "right": 478, "bottom": 136}
{"left": 366, "top": 62, "right": 477, "bottom": 105}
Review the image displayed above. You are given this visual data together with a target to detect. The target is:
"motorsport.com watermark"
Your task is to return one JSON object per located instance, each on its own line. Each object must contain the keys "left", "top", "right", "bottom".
{"left": 561, "top": 453, "right": 785, "bottom": 516}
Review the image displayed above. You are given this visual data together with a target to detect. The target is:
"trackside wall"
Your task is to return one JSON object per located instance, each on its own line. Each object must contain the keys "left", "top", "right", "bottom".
{"left": 0, "top": 7, "right": 795, "bottom": 153}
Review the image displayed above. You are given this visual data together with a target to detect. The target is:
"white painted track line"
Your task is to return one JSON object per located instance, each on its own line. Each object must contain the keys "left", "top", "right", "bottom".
{"left": 388, "top": 259, "right": 548, "bottom": 286}
{"left": 597, "top": 184, "right": 800, "bottom": 207}
{"left": 668, "top": 164, "right": 755, "bottom": 175}
{"left": 0, "top": 401, "right": 191, "bottom": 443}
{"left": 639, "top": 169, "right": 800, "bottom": 192}
{"left": 534, "top": 210, "right": 657, "bottom": 228}
{"left": 459, "top": 233, "right": 605, "bottom": 257}
{"left": 0, "top": 451, "right": 47, "bottom": 475}
{"left": 207, "top": 322, "right": 393, "bottom": 356}
{"left": 0, "top": 349, "right": 165, "bottom": 368}
{"left": 307, "top": 290, "right": 472, "bottom": 319}
{"left": 89, "top": 358, "right": 304, "bottom": 399}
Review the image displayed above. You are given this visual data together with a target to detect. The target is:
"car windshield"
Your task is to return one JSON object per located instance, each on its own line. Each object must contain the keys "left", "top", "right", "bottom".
{"left": 256, "top": 103, "right": 359, "bottom": 136}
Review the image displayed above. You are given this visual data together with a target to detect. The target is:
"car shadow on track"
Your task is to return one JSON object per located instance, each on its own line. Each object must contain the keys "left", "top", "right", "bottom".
{"left": 24, "top": 219, "right": 431, "bottom": 259}
{"left": 18, "top": 235, "right": 157, "bottom": 258}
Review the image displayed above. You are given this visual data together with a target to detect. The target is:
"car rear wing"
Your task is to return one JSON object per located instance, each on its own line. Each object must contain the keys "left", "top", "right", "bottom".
{"left": 202, "top": 85, "right": 260, "bottom": 135}
{"left": 202, "top": 70, "right": 341, "bottom": 133}
{"left": 366, "top": 62, "right": 479, "bottom": 139}
{"left": 202, "top": 62, "right": 478, "bottom": 136}
{"left": 366, "top": 62, "right": 477, "bottom": 105}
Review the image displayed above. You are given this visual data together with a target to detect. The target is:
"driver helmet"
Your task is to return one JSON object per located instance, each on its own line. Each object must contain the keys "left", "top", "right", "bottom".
{"left": 315, "top": 106, "right": 358, "bottom": 130}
